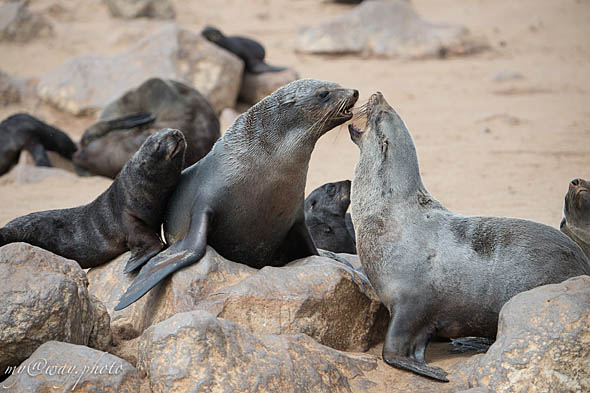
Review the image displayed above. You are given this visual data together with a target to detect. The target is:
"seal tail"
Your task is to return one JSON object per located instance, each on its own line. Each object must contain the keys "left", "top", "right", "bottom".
{"left": 115, "top": 209, "right": 212, "bottom": 311}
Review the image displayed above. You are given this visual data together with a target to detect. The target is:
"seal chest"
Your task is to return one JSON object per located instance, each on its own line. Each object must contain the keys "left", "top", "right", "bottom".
{"left": 349, "top": 92, "right": 590, "bottom": 382}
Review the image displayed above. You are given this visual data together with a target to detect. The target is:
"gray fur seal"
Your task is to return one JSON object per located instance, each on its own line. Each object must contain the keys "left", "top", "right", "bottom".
{"left": 0, "top": 129, "right": 186, "bottom": 269}
{"left": 115, "top": 79, "right": 359, "bottom": 310}
{"left": 0, "top": 113, "right": 77, "bottom": 176}
{"left": 305, "top": 180, "right": 356, "bottom": 254}
{"left": 202, "top": 26, "right": 286, "bottom": 74}
{"left": 561, "top": 178, "right": 590, "bottom": 258}
{"left": 348, "top": 92, "right": 590, "bottom": 382}
{"left": 73, "top": 78, "right": 219, "bottom": 178}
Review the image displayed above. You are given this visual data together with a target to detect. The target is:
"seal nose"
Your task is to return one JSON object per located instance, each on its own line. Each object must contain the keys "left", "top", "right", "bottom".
{"left": 571, "top": 179, "right": 580, "bottom": 187}
{"left": 352, "top": 90, "right": 359, "bottom": 98}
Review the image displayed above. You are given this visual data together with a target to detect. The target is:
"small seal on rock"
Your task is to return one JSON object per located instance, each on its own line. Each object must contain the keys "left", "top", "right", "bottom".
{"left": 73, "top": 78, "right": 219, "bottom": 178}
{"left": 305, "top": 180, "right": 356, "bottom": 254}
{"left": 348, "top": 92, "right": 590, "bottom": 381}
{"left": 116, "top": 79, "right": 359, "bottom": 310}
{"left": 561, "top": 178, "right": 590, "bottom": 258}
{"left": 0, "top": 129, "right": 186, "bottom": 269}
{"left": 0, "top": 113, "right": 77, "bottom": 176}
{"left": 202, "top": 26, "right": 286, "bottom": 74}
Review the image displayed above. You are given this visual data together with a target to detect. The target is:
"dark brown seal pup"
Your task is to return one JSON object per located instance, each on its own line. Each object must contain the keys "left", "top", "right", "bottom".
{"left": 304, "top": 180, "right": 356, "bottom": 254}
{"left": 561, "top": 178, "right": 590, "bottom": 258}
{"left": 73, "top": 78, "right": 219, "bottom": 178}
{"left": 0, "top": 113, "right": 77, "bottom": 176}
{"left": 348, "top": 92, "right": 590, "bottom": 382}
{"left": 115, "top": 79, "right": 359, "bottom": 310}
{"left": 202, "top": 26, "right": 286, "bottom": 74}
{"left": 0, "top": 128, "right": 186, "bottom": 269}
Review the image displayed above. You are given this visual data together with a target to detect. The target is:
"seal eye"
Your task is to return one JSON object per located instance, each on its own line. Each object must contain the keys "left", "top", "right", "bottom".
{"left": 326, "top": 184, "right": 336, "bottom": 196}
{"left": 318, "top": 90, "right": 330, "bottom": 100}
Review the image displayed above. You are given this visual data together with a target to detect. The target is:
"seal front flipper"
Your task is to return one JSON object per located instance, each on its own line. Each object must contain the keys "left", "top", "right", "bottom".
{"left": 382, "top": 305, "right": 449, "bottom": 382}
{"left": 115, "top": 208, "right": 212, "bottom": 310}
{"left": 25, "top": 141, "right": 51, "bottom": 167}
{"left": 124, "top": 247, "right": 162, "bottom": 273}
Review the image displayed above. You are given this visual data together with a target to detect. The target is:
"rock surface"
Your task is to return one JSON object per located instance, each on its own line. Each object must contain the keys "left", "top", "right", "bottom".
{"left": 138, "top": 311, "right": 378, "bottom": 393}
{"left": 103, "top": 0, "right": 175, "bottom": 19}
{"left": 89, "top": 247, "right": 386, "bottom": 352}
{"left": 1, "top": 341, "right": 139, "bottom": 393}
{"left": 0, "top": 243, "right": 112, "bottom": 374}
{"left": 295, "top": 0, "right": 487, "bottom": 59}
{"left": 239, "top": 68, "right": 299, "bottom": 105}
{"left": 0, "top": 1, "right": 53, "bottom": 43}
{"left": 37, "top": 25, "right": 243, "bottom": 115}
{"left": 464, "top": 275, "right": 590, "bottom": 392}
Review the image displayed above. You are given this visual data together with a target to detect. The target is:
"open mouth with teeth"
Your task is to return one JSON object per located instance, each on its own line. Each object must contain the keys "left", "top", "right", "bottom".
{"left": 337, "top": 95, "right": 358, "bottom": 121}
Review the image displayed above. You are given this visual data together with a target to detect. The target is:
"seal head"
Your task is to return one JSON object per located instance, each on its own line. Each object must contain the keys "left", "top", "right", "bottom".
{"left": 561, "top": 178, "right": 590, "bottom": 258}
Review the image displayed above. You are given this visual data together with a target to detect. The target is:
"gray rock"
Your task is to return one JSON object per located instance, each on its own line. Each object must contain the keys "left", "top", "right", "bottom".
{"left": 103, "top": 0, "right": 175, "bottom": 19}
{"left": 295, "top": 0, "right": 488, "bottom": 59}
{"left": 37, "top": 24, "right": 244, "bottom": 115}
{"left": 0, "top": 1, "right": 53, "bottom": 43}
{"left": 0, "top": 243, "right": 112, "bottom": 374}
{"left": 1, "top": 341, "right": 139, "bottom": 393}
{"left": 239, "top": 68, "right": 299, "bottom": 105}
{"left": 138, "top": 311, "right": 378, "bottom": 393}
{"left": 0, "top": 70, "right": 29, "bottom": 106}
{"left": 465, "top": 275, "right": 590, "bottom": 393}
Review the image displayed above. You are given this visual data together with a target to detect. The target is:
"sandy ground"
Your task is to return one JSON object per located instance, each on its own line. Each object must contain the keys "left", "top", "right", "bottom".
{"left": 1, "top": 0, "right": 589, "bottom": 227}
{"left": 1, "top": 0, "right": 588, "bottom": 390}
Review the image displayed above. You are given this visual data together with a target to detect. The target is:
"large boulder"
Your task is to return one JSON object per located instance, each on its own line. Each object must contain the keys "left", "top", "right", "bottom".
{"left": 464, "top": 275, "right": 590, "bottom": 392}
{"left": 2, "top": 341, "right": 140, "bottom": 393}
{"left": 88, "top": 247, "right": 386, "bottom": 352}
{"left": 138, "top": 311, "right": 378, "bottom": 393}
{"left": 103, "top": 0, "right": 175, "bottom": 19}
{"left": 0, "top": 1, "right": 53, "bottom": 43}
{"left": 0, "top": 243, "right": 112, "bottom": 374}
{"left": 37, "top": 25, "right": 244, "bottom": 115}
{"left": 295, "top": 0, "right": 487, "bottom": 59}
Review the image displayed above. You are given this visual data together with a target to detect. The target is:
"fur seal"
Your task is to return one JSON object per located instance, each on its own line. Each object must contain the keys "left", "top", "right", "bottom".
{"left": 202, "top": 26, "right": 286, "bottom": 74}
{"left": 115, "top": 79, "right": 359, "bottom": 310}
{"left": 0, "top": 128, "right": 186, "bottom": 269}
{"left": 348, "top": 92, "right": 590, "bottom": 381}
{"left": 0, "top": 113, "right": 77, "bottom": 176}
{"left": 560, "top": 178, "right": 590, "bottom": 258}
{"left": 305, "top": 180, "right": 356, "bottom": 254}
{"left": 73, "top": 78, "right": 219, "bottom": 178}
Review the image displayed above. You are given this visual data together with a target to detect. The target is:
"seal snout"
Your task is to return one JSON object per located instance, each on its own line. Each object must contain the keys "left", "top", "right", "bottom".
{"left": 159, "top": 128, "right": 186, "bottom": 160}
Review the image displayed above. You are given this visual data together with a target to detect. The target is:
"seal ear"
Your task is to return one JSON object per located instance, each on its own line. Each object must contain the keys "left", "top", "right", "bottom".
{"left": 381, "top": 138, "right": 389, "bottom": 154}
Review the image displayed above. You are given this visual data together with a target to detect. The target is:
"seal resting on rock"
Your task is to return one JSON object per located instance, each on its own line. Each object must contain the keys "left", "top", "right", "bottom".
{"left": 202, "top": 26, "right": 286, "bottom": 74}
{"left": 348, "top": 92, "right": 590, "bottom": 382}
{"left": 0, "top": 128, "right": 186, "bottom": 269}
{"left": 560, "top": 178, "right": 590, "bottom": 258}
{"left": 73, "top": 78, "right": 219, "bottom": 178}
{"left": 115, "top": 79, "right": 359, "bottom": 310}
{"left": 0, "top": 113, "right": 77, "bottom": 176}
{"left": 305, "top": 180, "right": 356, "bottom": 254}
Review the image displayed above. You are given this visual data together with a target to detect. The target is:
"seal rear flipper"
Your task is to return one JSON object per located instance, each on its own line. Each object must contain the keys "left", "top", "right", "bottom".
{"left": 115, "top": 208, "right": 212, "bottom": 310}
{"left": 383, "top": 353, "right": 449, "bottom": 382}
{"left": 249, "top": 63, "right": 287, "bottom": 74}
{"left": 104, "top": 112, "right": 156, "bottom": 130}
{"left": 450, "top": 337, "right": 494, "bottom": 353}
{"left": 25, "top": 142, "right": 51, "bottom": 167}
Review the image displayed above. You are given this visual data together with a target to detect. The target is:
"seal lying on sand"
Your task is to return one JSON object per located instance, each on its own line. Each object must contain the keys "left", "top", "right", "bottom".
{"left": 202, "top": 26, "right": 286, "bottom": 74}
{"left": 561, "top": 178, "right": 590, "bottom": 258}
{"left": 0, "top": 129, "right": 186, "bottom": 269}
{"left": 305, "top": 180, "right": 356, "bottom": 254}
{"left": 115, "top": 79, "right": 359, "bottom": 310}
{"left": 348, "top": 92, "right": 590, "bottom": 382}
{"left": 73, "top": 78, "right": 219, "bottom": 178}
{"left": 0, "top": 113, "right": 77, "bottom": 176}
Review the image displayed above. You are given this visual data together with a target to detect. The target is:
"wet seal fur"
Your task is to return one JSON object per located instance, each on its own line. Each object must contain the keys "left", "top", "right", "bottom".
{"left": 0, "top": 113, "right": 77, "bottom": 176}
{"left": 116, "top": 79, "right": 359, "bottom": 310}
{"left": 305, "top": 180, "right": 356, "bottom": 254}
{"left": 561, "top": 178, "right": 590, "bottom": 258}
{"left": 0, "top": 129, "right": 186, "bottom": 269}
{"left": 349, "top": 93, "right": 590, "bottom": 382}
{"left": 202, "top": 26, "right": 286, "bottom": 74}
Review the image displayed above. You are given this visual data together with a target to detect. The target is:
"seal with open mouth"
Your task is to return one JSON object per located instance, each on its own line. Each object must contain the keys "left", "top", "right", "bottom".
{"left": 0, "top": 129, "right": 186, "bottom": 269}
{"left": 561, "top": 178, "right": 590, "bottom": 258}
{"left": 115, "top": 79, "right": 358, "bottom": 310}
{"left": 348, "top": 92, "right": 590, "bottom": 382}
